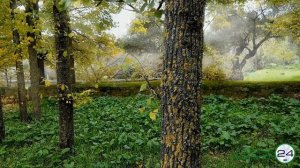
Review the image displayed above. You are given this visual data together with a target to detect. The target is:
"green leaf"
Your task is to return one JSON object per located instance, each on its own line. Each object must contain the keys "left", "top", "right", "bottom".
{"left": 148, "top": 0, "right": 155, "bottom": 9}
{"left": 56, "top": 0, "right": 72, "bottom": 11}
{"left": 140, "top": 83, "right": 148, "bottom": 92}
{"left": 146, "top": 98, "right": 152, "bottom": 106}
{"left": 220, "top": 131, "right": 231, "bottom": 140}
{"left": 61, "top": 148, "right": 70, "bottom": 154}
{"left": 126, "top": 0, "right": 135, "bottom": 3}
{"left": 140, "top": 2, "right": 148, "bottom": 12}
{"left": 154, "top": 10, "right": 164, "bottom": 18}
{"left": 63, "top": 51, "right": 68, "bottom": 57}
{"left": 139, "top": 107, "right": 145, "bottom": 113}
{"left": 63, "top": 161, "right": 74, "bottom": 168}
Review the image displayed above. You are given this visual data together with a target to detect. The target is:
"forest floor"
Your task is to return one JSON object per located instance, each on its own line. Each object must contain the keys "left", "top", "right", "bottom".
{"left": 0, "top": 94, "right": 299, "bottom": 168}
{"left": 245, "top": 64, "right": 300, "bottom": 81}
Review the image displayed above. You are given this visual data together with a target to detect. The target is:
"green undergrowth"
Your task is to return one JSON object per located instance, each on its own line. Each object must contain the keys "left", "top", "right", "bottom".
{"left": 0, "top": 94, "right": 299, "bottom": 167}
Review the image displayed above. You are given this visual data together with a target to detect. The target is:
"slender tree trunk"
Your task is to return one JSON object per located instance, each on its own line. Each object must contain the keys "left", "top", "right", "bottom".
{"left": 69, "top": 55, "right": 76, "bottom": 84}
{"left": 255, "top": 52, "right": 264, "bottom": 70}
{"left": 4, "top": 69, "right": 9, "bottom": 87}
{"left": 0, "top": 90, "right": 4, "bottom": 142}
{"left": 53, "top": 1, "right": 74, "bottom": 149}
{"left": 37, "top": 55, "right": 46, "bottom": 85}
{"left": 9, "top": 77, "right": 12, "bottom": 88}
{"left": 10, "top": 0, "right": 29, "bottom": 122}
{"left": 161, "top": 0, "right": 206, "bottom": 167}
{"left": 26, "top": 0, "right": 41, "bottom": 119}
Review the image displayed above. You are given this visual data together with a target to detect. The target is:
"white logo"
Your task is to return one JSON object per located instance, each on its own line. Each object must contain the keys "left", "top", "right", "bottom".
{"left": 276, "top": 144, "right": 295, "bottom": 163}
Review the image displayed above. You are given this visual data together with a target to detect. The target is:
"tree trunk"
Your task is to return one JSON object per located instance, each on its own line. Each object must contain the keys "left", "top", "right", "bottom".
{"left": 10, "top": 0, "right": 29, "bottom": 122}
{"left": 230, "top": 57, "right": 244, "bottom": 80}
{"left": 4, "top": 69, "right": 9, "bottom": 87}
{"left": 69, "top": 55, "right": 76, "bottom": 84}
{"left": 0, "top": 90, "right": 4, "bottom": 142}
{"left": 161, "top": 0, "right": 206, "bottom": 167}
{"left": 37, "top": 54, "right": 46, "bottom": 85}
{"left": 26, "top": 0, "right": 41, "bottom": 119}
{"left": 53, "top": 1, "right": 74, "bottom": 149}
{"left": 255, "top": 52, "right": 264, "bottom": 70}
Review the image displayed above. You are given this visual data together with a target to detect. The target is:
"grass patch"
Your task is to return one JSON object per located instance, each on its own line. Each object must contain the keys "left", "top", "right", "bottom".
{"left": 0, "top": 95, "right": 299, "bottom": 167}
{"left": 245, "top": 68, "right": 300, "bottom": 82}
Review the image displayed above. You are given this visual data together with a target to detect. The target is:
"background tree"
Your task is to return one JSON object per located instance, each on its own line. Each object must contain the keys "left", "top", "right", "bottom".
{"left": 70, "top": 1, "right": 120, "bottom": 83}
{"left": 0, "top": 89, "right": 4, "bottom": 142}
{"left": 26, "top": 0, "right": 42, "bottom": 119}
{"left": 267, "top": 0, "right": 300, "bottom": 42}
{"left": 161, "top": 0, "right": 206, "bottom": 167}
{"left": 53, "top": 0, "right": 74, "bottom": 149}
{"left": 206, "top": 3, "right": 273, "bottom": 80}
{"left": 121, "top": 14, "right": 164, "bottom": 54}
{"left": 0, "top": 1, "right": 15, "bottom": 87}
{"left": 10, "top": 0, "right": 29, "bottom": 122}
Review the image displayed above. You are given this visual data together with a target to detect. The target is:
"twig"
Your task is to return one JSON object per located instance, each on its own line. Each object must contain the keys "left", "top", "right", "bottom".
{"left": 129, "top": 54, "right": 160, "bottom": 99}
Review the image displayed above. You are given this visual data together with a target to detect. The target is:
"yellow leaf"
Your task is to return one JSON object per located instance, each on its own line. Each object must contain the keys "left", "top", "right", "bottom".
{"left": 61, "top": 84, "right": 66, "bottom": 91}
{"left": 140, "top": 83, "right": 148, "bottom": 92}
{"left": 95, "top": 84, "right": 99, "bottom": 89}
{"left": 139, "top": 107, "right": 145, "bottom": 113}
{"left": 149, "top": 109, "right": 158, "bottom": 121}
{"left": 45, "top": 80, "right": 51, "bottom": 87}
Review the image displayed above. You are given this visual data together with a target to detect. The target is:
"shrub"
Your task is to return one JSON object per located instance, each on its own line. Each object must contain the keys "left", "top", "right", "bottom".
{"left": 203, "top": 64, "right": 226, "bottom": 81}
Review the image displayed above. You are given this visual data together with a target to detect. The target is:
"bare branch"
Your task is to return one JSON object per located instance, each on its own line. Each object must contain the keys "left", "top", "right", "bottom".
{"left": 256, "top": 31, "right": 271, "bottom": 49}
{"left": 157, "top": 0, "right": 165, "bottom": 11}
{"left": 129, "top": 54, "right": 161, "bottom": 99}
{"left": 245, "top": 46, "right": 251, "bottom": 53}
{"left": 128, "top": 3, "right": 140, "bottom": 13}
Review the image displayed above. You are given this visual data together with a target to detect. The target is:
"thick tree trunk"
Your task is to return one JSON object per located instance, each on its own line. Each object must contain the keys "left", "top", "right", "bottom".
{"left": 161, "top": 0, "right": 206, "bottom": 167}
{"left": 230, "top": 66, "right": 244, "bottom": 80}
{"left": 53, "top": 1, "right": 74, "bottom": 149}
{"left": 26, "top": 0, "right": 41, "bottom": 119}
{"left": 10, "top": 0, "right": 29, "bottom": 122}
{"left": 0, "top": 90, "right": 4, "bottom": 142}
{"left": 230, "top": 58, "right": 244, "bottom": 80}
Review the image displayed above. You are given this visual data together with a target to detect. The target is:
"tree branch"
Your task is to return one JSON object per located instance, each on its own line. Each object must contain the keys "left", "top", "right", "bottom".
{"left": 256, "top": 32, "right": 271, "bottom": 49}
{"left": 157, "top": 0, "right": 165, "bottom": 11}
{"left": 245, "top": 46, "right": 251, "bottom": 53}
{"left": 252, "top": 18, "right": 257, "bottom": 48}
{"left": 128, "top": 3, "right": 140, "bottom": 13}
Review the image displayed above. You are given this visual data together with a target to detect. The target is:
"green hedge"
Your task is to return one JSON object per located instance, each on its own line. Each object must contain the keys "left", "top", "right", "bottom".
{"left": 1, "top": 80, "right": 300, "bottom": 98}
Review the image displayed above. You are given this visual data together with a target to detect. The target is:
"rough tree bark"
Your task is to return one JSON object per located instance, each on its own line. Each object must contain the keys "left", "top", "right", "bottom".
{"left": 26, "top": 0, "right": 42, "bottom": 119}
{"left": 161, "top": 0, "right": 206, "bottom": 167}
{"left": 53, "top": 1, "right": 74, "bottom": 149}
{"left": 0, "top": 90, "right": 4, "bottom": 142}
{"left": 10, "top": 0, "right": 29, "bottom": 122}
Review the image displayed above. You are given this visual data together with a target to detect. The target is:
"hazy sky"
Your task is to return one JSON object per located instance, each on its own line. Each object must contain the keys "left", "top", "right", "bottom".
{"left": 108, "top": 9, "right": 136, "bottom": 39}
